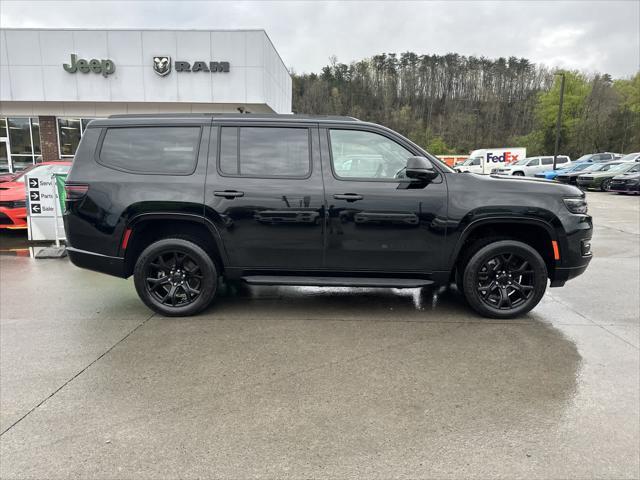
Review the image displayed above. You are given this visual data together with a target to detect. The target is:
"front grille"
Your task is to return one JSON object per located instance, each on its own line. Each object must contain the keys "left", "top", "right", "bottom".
{"left": 0, "top": 212, "right": 13, "bottom": 225}
{"left": 0, "top": 200, "right": 26, "bottom": 208}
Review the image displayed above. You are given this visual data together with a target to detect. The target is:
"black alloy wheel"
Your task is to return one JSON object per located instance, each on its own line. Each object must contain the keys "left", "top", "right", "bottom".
{"left": 476, "top": 253, "right": 535, "bottom": 311}
{"left": 462, "top": 240, "right": 547, "bottom": 318}
{"left": 601, "top": 178, "right": 612, "bottom": 192}
{"left": 146, "top": 251, "right": 203, "bottom": 307}
{"left": 134, "top": 238, "right": 218, "bottom": 316}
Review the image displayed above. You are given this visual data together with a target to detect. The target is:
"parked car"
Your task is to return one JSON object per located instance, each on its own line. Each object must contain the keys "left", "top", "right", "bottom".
{"left": 572, "top": 152, "right": 622, "bottom": 164}
{"left": 609, "top": 169, "right": 640, "bottom": 194}
{"left": 492, "top": 155, "right": 570, "bottom": 176}
{"left": 617, "top": 152, "right": 640, "bottom": 163}
{"left": 0, "top": 162, "right": 72, "bottom": 229}
{"left": 577, "top": 162, "right": 640, "bottom": 191}
{"left": 535, "top": 161, "right": 583, "bottom": 180}
{"left": 0, "top": 158, "right": 44, "bottom": 183}
{"left": 556, "top": 161, "right": 626, "bottom": 185}
{"left": 64, "top": 114, "right": 593, "bottom": 319}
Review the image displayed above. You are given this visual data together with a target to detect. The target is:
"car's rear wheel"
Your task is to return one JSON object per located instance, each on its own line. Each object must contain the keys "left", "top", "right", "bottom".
{"left": 462, "top": 240, "right": 547, "bottom": 319}
{"left": 601, "top": 179, "right": 612, "bottom": 191}
{"left": 134, "top": 238, "right": 218, "bottom": 317}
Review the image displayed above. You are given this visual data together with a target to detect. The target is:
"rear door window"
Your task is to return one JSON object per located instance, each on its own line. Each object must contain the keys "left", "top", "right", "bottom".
{"left": 99, "top": 126, "right": 201, "bottom": 174}
{"left": 541, "top": 157, "right": 553, "bottom": 165}
{"left": 218, "top": 126, "right": 310, "bottom": 178}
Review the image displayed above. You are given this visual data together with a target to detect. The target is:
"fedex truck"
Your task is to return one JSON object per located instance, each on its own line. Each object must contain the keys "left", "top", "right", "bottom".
{"left": 454, "top": 148, "right": 526, "bottom": 174}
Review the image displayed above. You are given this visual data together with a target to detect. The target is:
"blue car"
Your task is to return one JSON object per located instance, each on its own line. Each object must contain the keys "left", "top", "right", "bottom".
{"left": 535, "top": 162, "right": 592, "bottom": 180}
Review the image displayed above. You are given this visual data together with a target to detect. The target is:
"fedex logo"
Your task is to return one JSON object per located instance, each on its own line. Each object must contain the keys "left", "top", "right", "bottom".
{"left": 487, "top": 152, "right": 520, "bottom": 163}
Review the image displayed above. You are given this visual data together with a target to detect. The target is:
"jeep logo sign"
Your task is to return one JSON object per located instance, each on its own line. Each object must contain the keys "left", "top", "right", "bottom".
{"left": 63, "top": 54, "right": 115, "bottom": 77}
{"left": 152, "top": 57, "right": 230, "bottom": 76}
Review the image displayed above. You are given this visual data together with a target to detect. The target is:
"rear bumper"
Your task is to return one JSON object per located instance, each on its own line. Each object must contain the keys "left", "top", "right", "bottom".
{"left": 67, "top": 247, "right": 127, "bottom": 278}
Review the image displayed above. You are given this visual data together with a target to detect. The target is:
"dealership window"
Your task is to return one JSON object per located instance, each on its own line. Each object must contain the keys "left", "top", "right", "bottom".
{"left": 219, "top": 126, "right": 310, "bottom": 177}
{"left": 57, "top": 117, "right": 101, "bottom": 157}
{"left": 0, "top": 117, "right": 41, "bottom": 173}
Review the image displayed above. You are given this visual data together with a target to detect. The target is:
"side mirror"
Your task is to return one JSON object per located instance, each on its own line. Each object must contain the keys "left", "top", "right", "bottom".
{"left": 406, "top": 156, "right": 438, "bottom": 182}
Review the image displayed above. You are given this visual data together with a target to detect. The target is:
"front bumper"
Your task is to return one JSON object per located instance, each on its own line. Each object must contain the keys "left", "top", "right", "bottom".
{"left": 610, "top": 180, "right": 640, "bottom": 193}
{"left": 0, "top": 207, "right": 27, "bottom": 229}
{"left": 576, "top": 177, "right": 599, "bottom": 189}
{"left": 550, "top": 213, "right": 593, "bottom": 287}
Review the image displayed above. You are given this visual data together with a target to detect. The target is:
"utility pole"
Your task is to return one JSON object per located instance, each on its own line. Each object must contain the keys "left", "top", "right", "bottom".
{"left": 553, "top": 72, "right": 566, "bottom": 170}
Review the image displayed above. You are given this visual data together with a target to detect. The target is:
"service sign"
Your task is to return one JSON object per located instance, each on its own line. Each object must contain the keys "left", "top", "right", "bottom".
{"left": 26, "top": 174, "right": 66, "bottom": 241}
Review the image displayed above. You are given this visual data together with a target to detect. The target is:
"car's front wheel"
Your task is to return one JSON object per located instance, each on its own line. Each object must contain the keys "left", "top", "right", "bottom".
{"left": 601, "top": 179, "right": 612, "bottom": 191}
{"left": 133, "top": 238, "right": 218, "bottom": 317}
{"left": 462, "top": 240, "right": 547, "bottom": 318}
{"left": 512, "top": 171, "right": 525, "bottom": 176}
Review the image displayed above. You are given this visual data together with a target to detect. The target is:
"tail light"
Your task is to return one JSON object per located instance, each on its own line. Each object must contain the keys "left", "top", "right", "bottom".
{"left": 64, "top": 184, "right": 89, "bottom": 201}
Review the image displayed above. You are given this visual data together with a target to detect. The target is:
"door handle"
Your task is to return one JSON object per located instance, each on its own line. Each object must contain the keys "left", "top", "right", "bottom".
{"left": 333, "top": 193, "right": 363, "bottom": 202}
{"left": 214, "top": 190, "right": 244, "bottom": 199}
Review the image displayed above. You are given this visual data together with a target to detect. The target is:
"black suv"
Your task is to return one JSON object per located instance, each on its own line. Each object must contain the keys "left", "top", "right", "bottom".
{"left": 64, "top": 114, "right": 593, "bottom": 318}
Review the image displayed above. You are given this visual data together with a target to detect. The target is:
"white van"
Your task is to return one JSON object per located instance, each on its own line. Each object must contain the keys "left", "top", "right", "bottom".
{"left": 492, "top": 155, "right": 571, "bottom": 176}
{"left": 454, "top": 148, "right": 526, "bottom": 174}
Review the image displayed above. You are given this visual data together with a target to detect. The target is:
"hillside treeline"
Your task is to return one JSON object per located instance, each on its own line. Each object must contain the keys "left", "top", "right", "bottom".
{"left": 292, "top": 53, "right": 640, "bottom": 157}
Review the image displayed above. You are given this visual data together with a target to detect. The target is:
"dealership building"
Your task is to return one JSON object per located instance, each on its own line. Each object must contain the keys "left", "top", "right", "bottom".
{"left": 0, "top": 28, "right": 292, "bottom": 174}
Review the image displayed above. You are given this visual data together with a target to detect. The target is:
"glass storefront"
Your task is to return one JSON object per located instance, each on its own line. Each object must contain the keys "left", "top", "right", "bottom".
{"left": 0, "top": 117, "right": 41, "bottom": 174}
{"left": 57, "top": 117, "right": 99, "bottom": 157}
{"left": 0, "top": 116, "right": 101, "bottom": 173}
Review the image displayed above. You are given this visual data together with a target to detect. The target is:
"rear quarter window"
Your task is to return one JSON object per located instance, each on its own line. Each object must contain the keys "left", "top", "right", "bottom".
{"left": 99, "top": 126, "right": 201, "bottom": 174}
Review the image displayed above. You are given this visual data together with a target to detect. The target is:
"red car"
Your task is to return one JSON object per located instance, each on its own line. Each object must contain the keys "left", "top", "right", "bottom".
{"left": 0, "top": 162, "right": 72, "bottom": 229}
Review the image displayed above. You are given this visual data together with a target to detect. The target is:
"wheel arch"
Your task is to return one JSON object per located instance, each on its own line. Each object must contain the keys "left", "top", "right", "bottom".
{"left": 121, "top": 213, "right": 227, "bottom": 277}
{"left": 450, "top": 218, "right": 559, "bottom": 280}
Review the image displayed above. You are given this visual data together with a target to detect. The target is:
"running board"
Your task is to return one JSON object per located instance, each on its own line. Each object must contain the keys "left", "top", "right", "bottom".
{"left": 241, "top": 275, "right": 433, "bottom": 288}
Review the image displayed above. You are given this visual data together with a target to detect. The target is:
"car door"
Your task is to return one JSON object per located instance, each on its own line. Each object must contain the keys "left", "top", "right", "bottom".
{"left": 320, "top": 126, "right": 448, "bottom": 273}
{"left": 204, "top": 122, "right": 325, "bottom": 270}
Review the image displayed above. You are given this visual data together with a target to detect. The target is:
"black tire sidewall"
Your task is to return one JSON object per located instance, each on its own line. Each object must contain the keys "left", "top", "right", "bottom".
{"left": 462, "top": 240, "right": 547, "bottom": 319}
{"left": 134, "top": 238, "right": 217, "bottom": 317}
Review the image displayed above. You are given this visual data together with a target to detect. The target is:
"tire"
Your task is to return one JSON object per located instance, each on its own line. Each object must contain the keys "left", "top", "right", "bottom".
{"left": 133, "top": 238, "right": 218, "bottom": 317}
{"left": 513, "top": 171, "right": 525, "bottom": 176}
{"left": 601, "top": 179, "right": 612, "bottom": 192}
{"left": 462, "top": 240, "right": 547, "bottom": 319}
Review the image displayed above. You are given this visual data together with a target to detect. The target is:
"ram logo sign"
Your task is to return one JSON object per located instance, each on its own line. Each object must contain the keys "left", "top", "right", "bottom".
{"left": 153, "top": 56, "right": 172, "bottom": 77}
{"left": 152, "top": 57, "right": 230, "bottom": 76}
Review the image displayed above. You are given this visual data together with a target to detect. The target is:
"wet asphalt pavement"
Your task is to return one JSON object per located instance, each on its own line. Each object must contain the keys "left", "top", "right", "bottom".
{"left": 0, "top": 192, "right": 638, "bottom": 479}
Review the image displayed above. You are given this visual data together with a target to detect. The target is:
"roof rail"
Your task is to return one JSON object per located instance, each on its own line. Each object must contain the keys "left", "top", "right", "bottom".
{"left": 108, "top": 113, "right": 360, "bottom": 121}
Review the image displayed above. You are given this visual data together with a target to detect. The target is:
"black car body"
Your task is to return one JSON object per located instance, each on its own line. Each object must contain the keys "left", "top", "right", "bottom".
{"left": 609, "top": 171, "right": 640, "bottom": 194}
{"left": 64, "top": 114, "right": 593, "bottom": 318}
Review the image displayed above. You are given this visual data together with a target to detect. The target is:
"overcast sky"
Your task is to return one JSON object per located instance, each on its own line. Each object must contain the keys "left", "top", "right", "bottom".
{"left": 1, "top": 0, "right": 638, "bottom": 77}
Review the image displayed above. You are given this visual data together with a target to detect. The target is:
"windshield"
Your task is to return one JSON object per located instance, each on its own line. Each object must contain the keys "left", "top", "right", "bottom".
{"left": 574, "top": 154, "right": 593, "bottom": 163}
{"left": 618, "top": 153, "right": 640, "bottom": 162}
{"left": 462, "top": 156, "right": 482, "bottom": 166}
{"left": 587, "top": 163, "right": 617, "bottom": 172}
{"left": 512, "top": 157, "right": 532, "bottom": 166}
{"left": 608, "top": 162, "right": 632, "bottom": 172}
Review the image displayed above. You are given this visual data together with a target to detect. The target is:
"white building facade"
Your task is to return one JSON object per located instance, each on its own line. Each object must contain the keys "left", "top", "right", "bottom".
{"left": 0, "top": 28, "right": 292, "bottom": 173}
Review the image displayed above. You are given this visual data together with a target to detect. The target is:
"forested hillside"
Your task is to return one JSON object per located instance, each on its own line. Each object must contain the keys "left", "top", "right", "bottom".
{"left": 292, "top": 53, "right": 640, "bottom": 157}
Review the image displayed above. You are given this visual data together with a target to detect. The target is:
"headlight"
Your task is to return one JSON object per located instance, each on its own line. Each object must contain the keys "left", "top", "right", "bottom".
{"left": 564, "top": 197, "right": 588, "bottom": 214}
{"left": 627, "top": 178, "right": 639, "bottom": 185}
